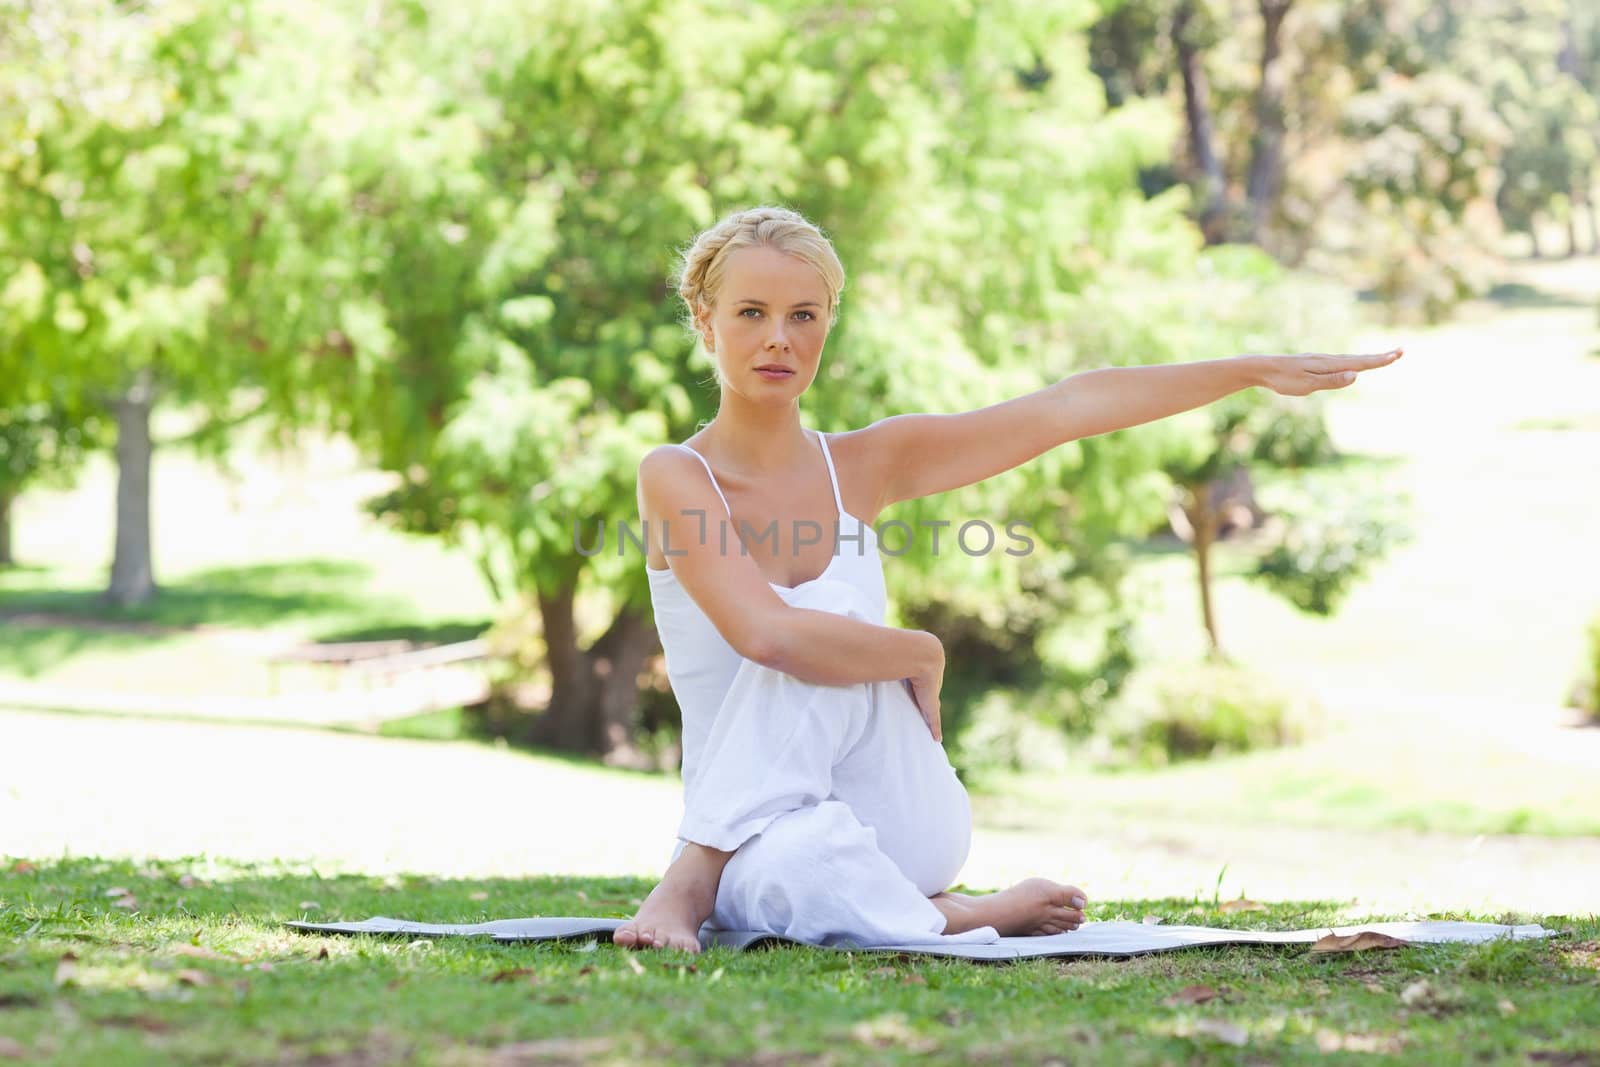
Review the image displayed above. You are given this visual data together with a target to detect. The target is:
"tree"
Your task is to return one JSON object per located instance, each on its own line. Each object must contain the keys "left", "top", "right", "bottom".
{"left": 0, "top": 0, "right": 282, "bottom": 604}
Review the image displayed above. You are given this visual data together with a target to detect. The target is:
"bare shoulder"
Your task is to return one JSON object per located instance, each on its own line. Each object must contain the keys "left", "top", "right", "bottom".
{"left": 821, "top": 423, "right": 902, "bottom": 525}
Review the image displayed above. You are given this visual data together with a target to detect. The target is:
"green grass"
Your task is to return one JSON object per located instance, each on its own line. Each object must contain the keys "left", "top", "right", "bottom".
{"left": 1, "top": 858, "right": 1595, "bottom": 1065}
{"left": 974, "top": 727, "right": 1600, "bottom": 838}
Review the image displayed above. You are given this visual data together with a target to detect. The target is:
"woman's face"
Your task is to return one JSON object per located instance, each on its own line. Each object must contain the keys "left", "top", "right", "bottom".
{"left": 696, "top": 245, "right": 831, "bottom": 402}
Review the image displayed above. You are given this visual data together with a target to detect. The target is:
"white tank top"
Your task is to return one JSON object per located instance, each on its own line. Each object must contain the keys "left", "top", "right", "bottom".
{"left": 645, "top": 430, "right": 887, "bottom": 787}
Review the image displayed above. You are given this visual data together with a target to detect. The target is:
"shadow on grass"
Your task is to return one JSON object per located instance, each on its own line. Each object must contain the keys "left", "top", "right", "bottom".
{"left": 0, "top": 560, "right": 422, "bottom": 676}
{"left": 312, "top": 620, "right": 493, "bottom": 646}
{"left": 1483, "top": 281, "right": 1594, "bottom": 309}
{"left": 0, "top": 560, "right": 388, "bottom": 629}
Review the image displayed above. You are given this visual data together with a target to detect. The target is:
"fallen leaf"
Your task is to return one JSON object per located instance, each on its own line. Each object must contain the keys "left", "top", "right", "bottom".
{"left": 405, "top": 940, "right": 432, "bottom": 951}
{"left": 576, "top": 890, "right": 589, "bottom": 902}
{"left": 297, "top": 901, "right": 321, "bottom": 912}
{"left": 177, "top": 875, "right": 197, "bottom": 889}
{"left": 488, "top": 1038, "right": 613, "bottom": 1062}
{"left": 315, "top": 946, "right": 329, "bottom": 961}
{"left": 104, "top": 887, "right": 131, "bottom": 899}
{"left": 9, "top": 861, "right": 34, "bottom": 875}
{"left": 1219, "top": 899, "right": 1266, "bottom": 914}
{"left": 623, "top": 954, "right": 645, "bottom": 976}
{"left": 175, "top": 969, "right": 213, "bottom": 987}
{"left": 53, "top": 954, "right": 79, "bottom": 987}
{"left": 112, "top": 897, "right": 139, "bottom": 910}
{"left": 1164, "top": 984, "right": 1222, "bottom": 1006}
{"left": 868, "top": 967, "right": 898, "bottom": 979}
{"left": 0, "top": 1037, "right": 25, "bottom": 1059}
{"left": 901, "top": 974, "right": 927, "bottom": 985}
{"left": 1192, "top": 1019, "right": 1248, "bottom": 1047}
{"left": 850, "top": 1013, "right": 936, "bottom": 1052}
{"left": 469, "top": 891, "right": 489, "bottom": 902}
{"left": 1363, "top": 980, "right": 1385, "bottom": 994}
{"left": 1309, "top": 931, "right": 1410, "bottom": 954}
{"left": 1497, "top": 998, "right": 1517, "bottom": 1017}
{"left": 1315, "top": 1030, "right": 1398, "bottom": 1054}
{"left": 385, "top": 978, "right": 406, "bottom": 991}
{"left": 571, "top": 939, "right": 599, "bottom": 954}
{"left": 1141, "top": 915, "right": 1164, "bottom": 925}
{"left": 488, "top": 968, "right": 538, "bottom": 984}
{"left": 1399, "top": 978, "right": 1451, "bottom": 1012}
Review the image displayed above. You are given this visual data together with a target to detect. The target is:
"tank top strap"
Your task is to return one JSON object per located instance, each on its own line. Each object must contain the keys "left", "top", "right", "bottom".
{"left": 815, "top": 431, "right": 847, "bottom": 519}
{"left": 675, "top": 444, "right": 733, "bottom": 518}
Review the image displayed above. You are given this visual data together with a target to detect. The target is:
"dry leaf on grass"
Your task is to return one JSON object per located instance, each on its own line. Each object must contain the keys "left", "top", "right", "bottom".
{"left": 469, "top": 891, "right": 489, "bottom": 902}
{"left": 623, "top": 954, "right": 645, "bottom": 976}
{"left": 1310, "top": 931, "right": 1411, "bottom": 954}
{"left": 9, "top": 861, "right": 35, "bottom": 875}
{"left": 53, "top": 953, "right": 78, "bottom": 987}
{"left": 1191, "top": 1019, "right": 1249, "bottom": 1046}
{"left": 488, "top": 968, "right": 538, "bottom": 984}
{"left": 175, "top": 969, "right": 214, "bottom": 987}
{"left": 0, "top": 1036, "right": 27, "bottom": 1060}
{"left": 488, "top": 1037, "right": 613, "bottom": 1064}
{"left": 1315, "top": 1030, "right": 1401, "bottom": 1054}
{"left": 1219, "top": 899, "right": 1267, "bottom": 914}
{"left": 104, "top": 887, "right": 131, "bottom": 898}
{"left": 1163, "top": 985, "right": 1223, "bottom": 1006}
{"left": 1141, "top": 915, "right": 1164, "bottom": 925}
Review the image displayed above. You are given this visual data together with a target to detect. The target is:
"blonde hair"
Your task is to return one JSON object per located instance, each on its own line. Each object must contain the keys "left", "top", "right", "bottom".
{"left": 675, "top": 206, "right": 846, "bottom": 332}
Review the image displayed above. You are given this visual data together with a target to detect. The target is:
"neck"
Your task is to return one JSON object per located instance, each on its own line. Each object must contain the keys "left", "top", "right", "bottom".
{"left": 696, "top": 395, "right": 813, "bottom": 476}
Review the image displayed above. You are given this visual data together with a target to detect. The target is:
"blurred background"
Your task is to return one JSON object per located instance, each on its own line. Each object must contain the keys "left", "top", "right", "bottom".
{"left": 1, "top": 0, "right": 1597, "bottom": 915}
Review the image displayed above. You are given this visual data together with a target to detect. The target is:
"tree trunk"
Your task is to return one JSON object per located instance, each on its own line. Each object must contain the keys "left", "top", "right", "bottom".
{"left": 0, "top": 487, "right": 13, "bottom": 567}
{"left": 1529, "top": 223, "right": 1544, "bottom": 259}
{"left": 1245, "top": 0, "right": 1294, "bottom": 244}
{"left": 1567, "top": 204, "right": 1580, "bottom": 259}
{"left": 527, "top": 578, "right": 660, "bottom": 766}
{"left": 1173, "top": 0, "right": 1229, "bottom": 244}
{"left": 1186, "top": 486, "right": 1224, "bottom": 659}
{"left": 107, "top": 369, "right": 157, "bottom": 606}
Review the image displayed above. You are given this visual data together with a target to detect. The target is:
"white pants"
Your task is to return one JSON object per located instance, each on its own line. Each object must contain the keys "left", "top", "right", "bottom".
{"left": 671, "top": 579, "right": 1000, "bottom": 947}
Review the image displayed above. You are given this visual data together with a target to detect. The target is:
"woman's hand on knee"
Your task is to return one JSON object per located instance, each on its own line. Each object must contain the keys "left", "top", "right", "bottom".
{"left": 904, "top": 632, "right": 945, "bottom": 743}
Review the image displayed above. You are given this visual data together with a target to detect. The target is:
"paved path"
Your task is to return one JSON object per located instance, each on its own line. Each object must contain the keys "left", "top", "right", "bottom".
{"left": 4, "top": 708, "right": 1594, "bottom": 918}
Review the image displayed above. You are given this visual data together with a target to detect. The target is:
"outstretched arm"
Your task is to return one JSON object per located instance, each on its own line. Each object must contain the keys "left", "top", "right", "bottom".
{"left": 862, "top": 348, "right": 1403, "bottom": 509}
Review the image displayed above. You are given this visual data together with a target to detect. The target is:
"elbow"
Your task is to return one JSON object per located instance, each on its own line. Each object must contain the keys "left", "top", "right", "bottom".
{"left": 740, "top": 630, "right": 783, "bottom": 671}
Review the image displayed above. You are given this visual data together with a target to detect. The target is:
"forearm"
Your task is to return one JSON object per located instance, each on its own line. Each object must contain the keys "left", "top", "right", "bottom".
{"left": 757, "top": 608, "right": 937, "bottom": 687}
{"left": 1056, "top": 355, "right": 1267, "bottom": 441}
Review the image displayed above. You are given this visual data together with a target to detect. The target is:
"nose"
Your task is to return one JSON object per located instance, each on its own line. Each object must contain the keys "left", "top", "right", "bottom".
{"left": 765, "top": 321, "right": 790, "bottom": 351}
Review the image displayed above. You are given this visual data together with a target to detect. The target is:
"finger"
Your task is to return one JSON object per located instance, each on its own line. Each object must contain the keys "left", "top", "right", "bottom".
{"left": 1321, "top": 347, "right": 1402, "bottom": 372}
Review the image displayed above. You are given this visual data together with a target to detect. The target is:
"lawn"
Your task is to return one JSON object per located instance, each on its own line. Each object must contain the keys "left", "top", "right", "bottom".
{"left": 2, "top": 858, "right": 1596, "bottom": 1066}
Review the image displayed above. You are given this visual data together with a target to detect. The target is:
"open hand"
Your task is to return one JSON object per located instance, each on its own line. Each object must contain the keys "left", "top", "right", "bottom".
{"left": 1256, "top": 348, "right": 1402, "bottom": 397}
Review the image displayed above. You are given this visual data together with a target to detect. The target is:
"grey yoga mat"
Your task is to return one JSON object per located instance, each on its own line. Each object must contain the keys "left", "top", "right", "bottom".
{"left": 283, "top": 916, "right": 1553, "bottom": 960}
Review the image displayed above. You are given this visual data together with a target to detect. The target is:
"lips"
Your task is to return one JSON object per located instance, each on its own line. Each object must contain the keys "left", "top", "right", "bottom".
{"left": 755, "top": 365, "right": 793, "bottom": 373}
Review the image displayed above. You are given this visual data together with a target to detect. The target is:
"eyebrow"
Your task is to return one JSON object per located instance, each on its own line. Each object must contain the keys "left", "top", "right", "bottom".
{"left": 734, "top": 299, "right": 823, "bottom": 309}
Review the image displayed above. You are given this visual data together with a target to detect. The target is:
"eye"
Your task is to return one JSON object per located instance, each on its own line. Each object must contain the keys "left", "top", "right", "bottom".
{"left": 739, "top": 307, "right": 761, "bottom": 318}
{"left": 794, "top": 310, "right": 815, "bottom": 322}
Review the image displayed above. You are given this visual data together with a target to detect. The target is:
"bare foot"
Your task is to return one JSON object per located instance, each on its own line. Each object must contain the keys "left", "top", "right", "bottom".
{"left": 932, "top": 877, "right": 1088, "bottom": 937}
{"left": 613, "top": 843, "right": 733, "bottom": 953}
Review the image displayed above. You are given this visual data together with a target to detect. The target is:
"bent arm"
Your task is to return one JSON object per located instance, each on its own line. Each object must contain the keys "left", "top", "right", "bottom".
{"left": 639, "top": 446, "right": 938, "bottom": 688}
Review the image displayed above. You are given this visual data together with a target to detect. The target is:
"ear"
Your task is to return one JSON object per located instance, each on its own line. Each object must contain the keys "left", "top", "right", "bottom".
{"left": 693, "top": 304, "right": 715, "bottom": 351}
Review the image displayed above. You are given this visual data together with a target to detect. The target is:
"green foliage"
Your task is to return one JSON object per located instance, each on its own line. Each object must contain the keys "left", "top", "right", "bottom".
{"left": 1250, "top": 483, "right": 1413, "bottom": 616}
{"left": 1099, "top": 660, "right": 1322, "bottom": 768}
{"left": 1570, "top": 610, "right": 1600, "bottom": 721}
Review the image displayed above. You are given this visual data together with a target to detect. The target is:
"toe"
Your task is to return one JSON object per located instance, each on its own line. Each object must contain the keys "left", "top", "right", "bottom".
{"left": 613, "top": 925, "right": 638, "bottom": 948}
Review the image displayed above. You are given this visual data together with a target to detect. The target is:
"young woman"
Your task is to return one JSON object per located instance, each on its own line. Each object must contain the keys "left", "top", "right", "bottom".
{"left": 618, "top": 206, "right": 1401, "bottom": 952}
